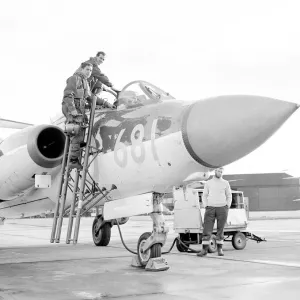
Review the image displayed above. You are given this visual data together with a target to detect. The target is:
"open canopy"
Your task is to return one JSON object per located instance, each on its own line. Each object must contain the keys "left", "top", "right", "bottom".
{"left": 117, "top": 80, "right": 175, "bottom": 109}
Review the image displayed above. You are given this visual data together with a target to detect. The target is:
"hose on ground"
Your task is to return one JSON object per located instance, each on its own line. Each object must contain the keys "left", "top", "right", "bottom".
{"left": 115, "top": 219, "right": 138, "bottom": 255}
{"left": 175, "top": 238, "right": 200, "bottom": 253}
{"left": 115, "top": 219, "right": 200, "bottom": 255}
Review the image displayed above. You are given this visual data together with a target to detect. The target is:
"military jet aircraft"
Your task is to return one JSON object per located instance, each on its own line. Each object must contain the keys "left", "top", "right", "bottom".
{"left": 0, "top": 80, "right": 298, "bottom": 264}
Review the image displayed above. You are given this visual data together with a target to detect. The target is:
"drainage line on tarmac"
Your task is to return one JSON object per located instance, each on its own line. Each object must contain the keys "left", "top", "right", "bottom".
{"left": 115, "top": 219, "right": 200, "bottom": 255}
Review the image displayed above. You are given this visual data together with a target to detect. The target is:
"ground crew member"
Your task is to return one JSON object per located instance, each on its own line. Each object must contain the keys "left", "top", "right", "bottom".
{"left": 62, "top": 62, "right": 115, "bottom": 169}
{"left": 84, "top": 51, "right": 120, "bottom": 94}
{"left": 197, "top": 167, "right": 232, "bottom": 257}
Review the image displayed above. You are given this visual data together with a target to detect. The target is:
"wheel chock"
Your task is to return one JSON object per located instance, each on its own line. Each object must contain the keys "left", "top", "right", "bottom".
{"left": 145, "top": 257, "right": 169, "bottom": 272}
{"left": 131, "top": 256, "right": 143, "bottom": 268}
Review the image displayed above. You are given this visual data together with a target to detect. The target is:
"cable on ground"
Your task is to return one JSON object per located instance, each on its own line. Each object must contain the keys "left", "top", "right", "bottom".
{"left": 115, "top": 219, "right": 200, "bottom": 255}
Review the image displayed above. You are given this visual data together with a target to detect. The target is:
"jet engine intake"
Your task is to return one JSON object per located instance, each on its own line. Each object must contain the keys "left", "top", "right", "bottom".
{"left": 27, "top": 125, "right": 66, "bottom": 168}
{"left": 0, "top": 125, "right": 66, "bottom": 200}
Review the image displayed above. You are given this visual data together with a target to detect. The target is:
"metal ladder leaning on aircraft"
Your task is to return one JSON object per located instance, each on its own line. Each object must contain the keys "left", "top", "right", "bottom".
{"left": 50, "top": 93, "right": 116, "bottom": 244}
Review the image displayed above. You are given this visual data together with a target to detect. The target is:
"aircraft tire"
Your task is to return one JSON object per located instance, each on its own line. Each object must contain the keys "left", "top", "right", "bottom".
{"left": 232, "top": 232, "right": 247, "bottom": 250}
{"left": 151, "top": 243, "right": 162, "bottom": 258}
{"left": 92, "top": 217, "right": 111, "bottom": 246}
{"left": 137, "top": 232, "right": 162, "bottom": 267}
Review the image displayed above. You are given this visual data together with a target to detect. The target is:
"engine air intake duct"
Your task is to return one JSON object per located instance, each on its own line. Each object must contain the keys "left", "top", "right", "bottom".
{"left": 27, "top": 125, "right": 66, "bottom": 168}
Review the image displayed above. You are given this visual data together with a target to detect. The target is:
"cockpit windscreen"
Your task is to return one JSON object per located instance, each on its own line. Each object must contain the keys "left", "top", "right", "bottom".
{"left": 117, "top": 80, "right": 175, "bottom": 109}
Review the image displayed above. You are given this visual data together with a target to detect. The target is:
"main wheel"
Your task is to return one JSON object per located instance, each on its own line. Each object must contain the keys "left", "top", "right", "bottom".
{"left": 137, "top": 232, "right": 162, "bottom": 267}
{"left": 207, "top": 234, "right": 217, "bottom": 253}
{"left": 232, "top": 232, "right": 246, "bottom": 250}
{"left": 92, "top": 216, "right": 111, "bottom": 246}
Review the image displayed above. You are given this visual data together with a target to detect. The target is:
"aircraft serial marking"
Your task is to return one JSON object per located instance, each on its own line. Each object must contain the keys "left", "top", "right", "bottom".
{"left": 114, "top": 119, "right": 158, "bottom": 168}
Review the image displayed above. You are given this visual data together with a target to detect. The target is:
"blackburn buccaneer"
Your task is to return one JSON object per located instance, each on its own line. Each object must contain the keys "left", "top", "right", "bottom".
{"left": 0, "top": 80, "right": 298, "bottom": 265}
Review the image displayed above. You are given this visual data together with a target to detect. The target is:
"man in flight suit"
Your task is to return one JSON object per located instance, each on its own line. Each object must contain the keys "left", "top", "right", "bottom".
{"left": 85, "top": 51, "right": 120, "bottom": 95}
{"left": 197, "top": 167, "right": 232, "bottom": 257}
{"left": 62, "top": 62, "right": 115, "bottom": 169}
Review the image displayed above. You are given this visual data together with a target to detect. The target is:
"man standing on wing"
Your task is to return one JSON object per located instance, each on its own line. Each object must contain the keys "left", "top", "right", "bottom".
{"left": 197, "top": 167, "right": 232, "bottom": 257}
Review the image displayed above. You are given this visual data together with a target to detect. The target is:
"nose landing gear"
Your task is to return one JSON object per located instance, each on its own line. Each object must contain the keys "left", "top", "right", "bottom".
{"left": 133, "top": 193, "right": 170, "bottom": 271}
{"left": 137, "top": 232, "right": 161, "bottom": 266}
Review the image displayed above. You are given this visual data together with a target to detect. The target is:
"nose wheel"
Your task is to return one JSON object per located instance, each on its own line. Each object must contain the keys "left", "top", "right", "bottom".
{"left": 132, "top": 193, "right": 169, "bottom": 271}
{"left": 137, "top": 232, "right": 162, "bottom": 267}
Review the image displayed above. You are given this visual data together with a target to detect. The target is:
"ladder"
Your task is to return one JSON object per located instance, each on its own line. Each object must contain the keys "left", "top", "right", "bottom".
{"left": 50, "top": 95, "right": 115, "bottom": 244}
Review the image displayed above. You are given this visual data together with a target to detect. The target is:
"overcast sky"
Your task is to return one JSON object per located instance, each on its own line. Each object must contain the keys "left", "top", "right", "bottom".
{"left": 1, "top": 0, "right": 299, "bottom": 176}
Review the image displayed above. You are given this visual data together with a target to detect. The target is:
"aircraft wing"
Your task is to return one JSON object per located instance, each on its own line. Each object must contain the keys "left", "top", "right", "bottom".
{"left": 0, "top": 118, "right": 33, "bottom": 129}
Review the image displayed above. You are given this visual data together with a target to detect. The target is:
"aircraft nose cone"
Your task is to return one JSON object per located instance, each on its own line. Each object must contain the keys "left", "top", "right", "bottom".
{"left": 182, "top": 95, "right": 298, "bottom": 168}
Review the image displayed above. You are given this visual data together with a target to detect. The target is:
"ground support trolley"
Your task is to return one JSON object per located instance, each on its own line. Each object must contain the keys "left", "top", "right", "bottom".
{"left": 173, "top": 186, "right": 266, "bottom": 253}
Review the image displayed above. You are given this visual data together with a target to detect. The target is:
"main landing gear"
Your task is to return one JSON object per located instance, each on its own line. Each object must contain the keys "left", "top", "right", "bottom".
{"left": 92, "top": 214, "right": 129, "bottom": 246}
{"left": 92, "top": 215, "right": 111, "bottom": 246}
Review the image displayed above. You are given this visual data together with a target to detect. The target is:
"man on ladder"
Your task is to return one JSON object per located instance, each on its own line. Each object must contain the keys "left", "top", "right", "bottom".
{"left": 62, "top": 62, "right": 115, "bottom": 169}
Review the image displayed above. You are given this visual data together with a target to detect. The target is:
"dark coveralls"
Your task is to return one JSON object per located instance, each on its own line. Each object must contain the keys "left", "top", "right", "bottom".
{"left": 62, "top": 71, "right": 91, "bottom": 161}
{"left": 84, "top": 57, "right": 114, "bottom": 93}
{"left": 201, "top": 178, "right": 232, "bottom": 245}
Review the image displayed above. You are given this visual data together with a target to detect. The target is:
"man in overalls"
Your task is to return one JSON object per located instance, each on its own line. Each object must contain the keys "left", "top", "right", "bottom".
{"left": 197, "top": 167, "right": 232, "bottom": 257}
{"left": 85, "top": 51, "right": 120, "bottom": 95}
{"left": 62, "top": 62, "right": 93, "bottom": 169}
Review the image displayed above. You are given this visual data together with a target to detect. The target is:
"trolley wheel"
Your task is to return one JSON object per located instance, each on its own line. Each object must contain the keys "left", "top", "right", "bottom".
{"left": 92, "top": 216, "right": 111, "bottom": 246}
{"left": 207, "top": 234, "right": 217, "bottom": 253}
{"left": 232, "top": 232, "right": 247, "bottom": 250}
{"left": 137, "top": 232, "right": 162, "bottom": 267}
{"left": 176, "top": 239, "right": 188, "bottom": 252}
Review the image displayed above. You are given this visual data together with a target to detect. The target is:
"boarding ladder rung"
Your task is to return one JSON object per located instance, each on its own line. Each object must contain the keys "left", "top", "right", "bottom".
{"left": 50, "top": 93, "right": 115, "bottom": 245}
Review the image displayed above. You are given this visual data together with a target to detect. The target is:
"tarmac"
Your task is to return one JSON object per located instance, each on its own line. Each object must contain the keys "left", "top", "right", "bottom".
{"left": 0, "top": 215, "right": 300, "bottom": 300}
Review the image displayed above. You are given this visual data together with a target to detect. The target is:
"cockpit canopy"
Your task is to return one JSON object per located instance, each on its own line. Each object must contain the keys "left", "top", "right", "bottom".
{"left": 117, "top": 80, "right": 175, "bottom": 109}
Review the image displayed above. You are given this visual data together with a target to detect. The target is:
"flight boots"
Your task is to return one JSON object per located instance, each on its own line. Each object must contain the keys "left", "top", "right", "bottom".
{"left": 197, "top": 244, "right": 209, "bottom": 257}
{"left": 217, "top": 244, "right": 224, "bottom": 256}
{"left": 68, "top": 144, "right": 83, "bottom": 170}
{"left": 69, "top": 158, "right": 83, "bottom": 170}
